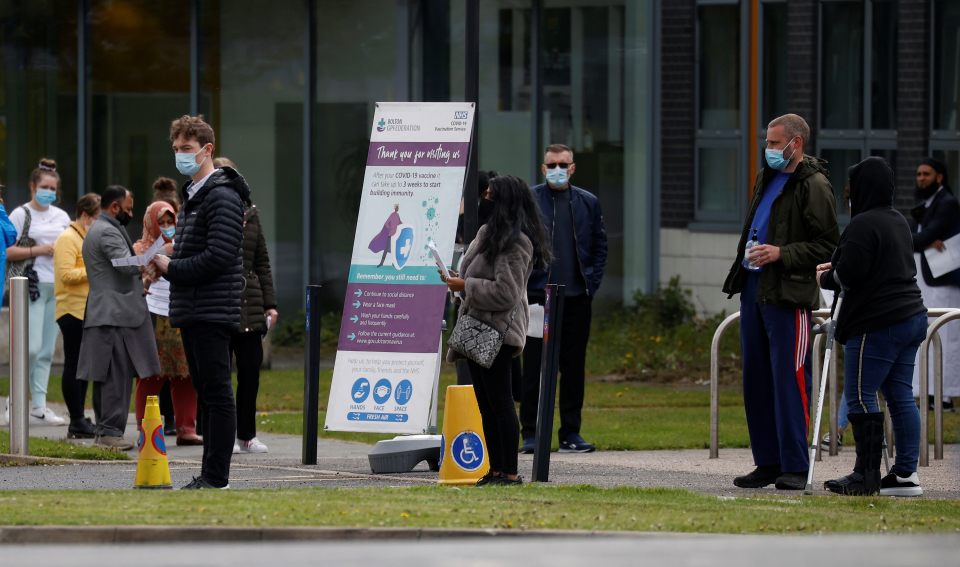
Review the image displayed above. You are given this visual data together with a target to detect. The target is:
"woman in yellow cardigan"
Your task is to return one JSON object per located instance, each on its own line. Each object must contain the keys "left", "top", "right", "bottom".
{"left": 53, "top": 193, "right": 100, "bottom": 439}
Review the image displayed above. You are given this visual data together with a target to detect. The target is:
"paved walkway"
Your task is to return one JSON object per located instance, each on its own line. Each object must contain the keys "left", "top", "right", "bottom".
{"left": 3, "top": 397, "right": 958, "bottom": 497}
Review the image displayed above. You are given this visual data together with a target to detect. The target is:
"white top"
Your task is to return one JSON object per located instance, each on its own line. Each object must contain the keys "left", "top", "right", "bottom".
{"left": 187, "top": 168, "right": 219, "bottom": 201}
{"left": 9, "top": 204, "right": 71, "bottom": 284}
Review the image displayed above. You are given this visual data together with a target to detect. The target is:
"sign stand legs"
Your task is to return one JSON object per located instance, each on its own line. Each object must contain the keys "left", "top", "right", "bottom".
{"left": 532, "top": 284, "right": 565, "bottom": 482}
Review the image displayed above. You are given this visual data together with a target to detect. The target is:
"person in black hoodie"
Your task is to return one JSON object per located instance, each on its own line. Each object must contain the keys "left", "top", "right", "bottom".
{"left": 817, "top": 156, "right": 927, "bottom": 497}
{"left": 909, "top": 157, "right": 960, "bottom": 412}
{"left": 150, "top": 115, "right": 247, "bottom": 490}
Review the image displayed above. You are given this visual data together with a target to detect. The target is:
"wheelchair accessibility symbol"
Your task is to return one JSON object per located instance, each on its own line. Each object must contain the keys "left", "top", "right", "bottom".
{"left": 450, "top": 431, "right": 485, "bottom": 472}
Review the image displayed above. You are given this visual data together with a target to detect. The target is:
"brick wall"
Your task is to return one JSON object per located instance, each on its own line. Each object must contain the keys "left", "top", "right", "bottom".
{"left": 785, "top": 0, "right": 819, "bottom": 153}
{"left": 896, "top": 0, "right": 930, "bottom": 212}
{"left": 660, "top": 0, "right": 696, "bottom": 229}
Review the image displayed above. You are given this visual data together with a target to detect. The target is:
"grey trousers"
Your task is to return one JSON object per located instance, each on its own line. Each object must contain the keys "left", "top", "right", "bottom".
{"left": 91, "top": 347, "right": 136, "bottom": 438}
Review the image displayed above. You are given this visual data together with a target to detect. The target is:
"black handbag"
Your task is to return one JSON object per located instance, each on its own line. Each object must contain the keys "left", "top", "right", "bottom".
{"left": 5, "top": 207, "right": 39, "bottom": 300}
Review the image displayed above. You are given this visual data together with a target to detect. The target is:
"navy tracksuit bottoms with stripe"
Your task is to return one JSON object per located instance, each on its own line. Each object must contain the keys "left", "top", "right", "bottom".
{"left": 739, "top": 272, "right": 812, "bottom": 473}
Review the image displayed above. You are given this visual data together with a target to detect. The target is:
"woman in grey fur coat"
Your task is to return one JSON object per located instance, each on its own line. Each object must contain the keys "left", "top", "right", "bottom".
{"left": 442, "top": 175, "right": 552, "bottom": 486}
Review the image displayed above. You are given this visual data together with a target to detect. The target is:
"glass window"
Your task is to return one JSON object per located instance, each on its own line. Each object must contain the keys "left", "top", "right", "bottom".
{"left": 934, "top": 0, "right": 960, "bottom": 131}
{"left": 698, "top": 4, "right": 740, "bottom": 130}
{"left": 0, "top": 1, "right": 78, "bottom": 209}
{"left": 90, "top": 0, "right": 192, "bottom": 237}
{"left": 871, "top": 0, "right": 897, "bottom": 130}
{"left": 698, "top": 146, "right": 739, "bottom": 214}
{"left": 820, "top": 148, "right": 861, "bottom": 216}
{"left": 821, "top": 1, "right": 864, "bottom": 130}
{"left": 932, "top": 150, "right": 960, "bottom": 190}
{"left": 205, "top": 0, "right": 305, "bottom": 316}
{"left": 761, "top": 2, "right": 788, "bottom": 125}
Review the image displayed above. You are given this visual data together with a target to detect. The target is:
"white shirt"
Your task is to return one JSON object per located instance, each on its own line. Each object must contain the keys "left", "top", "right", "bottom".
{"left": 187, "top": 168, "right": 219, "bottom": 201}
{"left": 918, "top": 186, "right": 944, "bottom": 233}
{"left": 9, "top": 204, "right": 71, "bottom": 284}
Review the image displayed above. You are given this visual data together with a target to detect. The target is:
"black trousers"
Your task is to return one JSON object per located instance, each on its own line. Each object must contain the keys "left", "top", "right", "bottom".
{"left": 181, "top": 322, "right": 236, "bottom": 488}
{"left": 467, "top": 348, "right": 520, "bottom": 476}
{"left": 56, "top": 315, "right": 88, "bottom": 419}
{"left": 520, "top": 293, "right": 592, "bottom": 441}
{"left": 229, "top": 331, "right": 264, "bottom": 441}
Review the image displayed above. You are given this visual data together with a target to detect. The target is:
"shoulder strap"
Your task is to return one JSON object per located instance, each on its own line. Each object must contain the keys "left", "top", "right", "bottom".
{"left": 17, "top": 206, "right": 32, "bottom": 244}
{"left": 70, "top": 225, "right": 84, "bottom": 240}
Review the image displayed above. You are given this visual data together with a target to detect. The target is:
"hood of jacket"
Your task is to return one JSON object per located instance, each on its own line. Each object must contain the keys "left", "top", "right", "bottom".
{"left": 181, "top": 166, "right": 252, "bottom": 204}
{"left": 848, "top": 156, "right": 895, "bottom": 218}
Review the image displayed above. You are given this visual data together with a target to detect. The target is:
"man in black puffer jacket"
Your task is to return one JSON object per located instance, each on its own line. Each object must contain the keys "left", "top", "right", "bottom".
{"left": 151, "top": 115, "right": 247, "bottom": 490}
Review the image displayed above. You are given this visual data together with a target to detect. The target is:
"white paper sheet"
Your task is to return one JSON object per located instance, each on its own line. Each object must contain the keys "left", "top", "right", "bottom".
{"left": 146, "top": 277, "right": 170, "bottom": 317}
{"left": 527, "top": 303, "right": 544, "bottom": 338}
{"left": 820, "top": 288, "right": 835, "bottom": 308}
{"left": 111, "top": 237, "right": 164, "bottom": 268}
{"left": 923, "top": 233, "right": 960, "bottom": 279}
{"left": 427, "top": 240, "right": 450, "bottom": 278}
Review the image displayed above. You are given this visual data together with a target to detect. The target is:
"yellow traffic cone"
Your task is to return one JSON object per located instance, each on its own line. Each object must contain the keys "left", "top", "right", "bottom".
{"left": 135, "top": 395, "right": 173, "bottom": 489}
{"left": 438, "top": 385, "right": 489, "bottom": 485}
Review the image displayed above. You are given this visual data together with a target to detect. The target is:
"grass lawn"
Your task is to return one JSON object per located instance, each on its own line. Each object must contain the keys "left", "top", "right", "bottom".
{"left": 0, "top": 430, "right": 129, "bottom": 461}
{"left": 0, "top": 485, "right": 957, "bottom": 533}
{"left": 4, "top": 370, "right": 956, "bottom": 451}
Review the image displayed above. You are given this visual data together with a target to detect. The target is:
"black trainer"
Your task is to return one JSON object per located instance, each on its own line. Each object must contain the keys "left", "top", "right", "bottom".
{"left": 519, "top": 438, "right": 535, "bottom": 454}
{"left": 733, "top": 464, "right": 781, "bottom": 488}
{"left": 67, "top": 416, "right": 96, "bottom": 439}
{"left": 180, "top": 476, "right": 229, "bottom": 490}
{"left": 774, "top": 471, "right": 807, "bottom": 490}
{"left": 558, "top": 434, "right": 596, "bottom": 453}
{"left": 490, "top": 474, "right": 523, "bottom": 486}
{"left": 879, "top": 472, "right": 923, "bottom": 497}
{"left": 475, "top": 471, "right": 499, "bottom": 487}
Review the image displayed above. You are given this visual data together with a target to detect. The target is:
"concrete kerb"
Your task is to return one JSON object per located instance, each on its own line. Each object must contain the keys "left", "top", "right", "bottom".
{"left": 0, "top": 525, "right": 701, "bottom": 544}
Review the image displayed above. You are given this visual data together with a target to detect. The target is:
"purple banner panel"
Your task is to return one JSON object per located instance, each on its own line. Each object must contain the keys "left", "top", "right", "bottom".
{"left": 366, "top": 142, "right": 469, "bottom": 167}
{"left": 338, "top": 283, "right": 448, "bottom": 354}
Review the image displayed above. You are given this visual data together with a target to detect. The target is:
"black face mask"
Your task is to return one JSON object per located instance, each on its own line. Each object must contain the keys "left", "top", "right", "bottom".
{"left": 115, "top": 210, "right": 132, "bottom": 227}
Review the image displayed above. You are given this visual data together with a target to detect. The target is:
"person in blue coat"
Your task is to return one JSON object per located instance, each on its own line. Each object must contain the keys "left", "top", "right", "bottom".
{"left": 0, "top": 185, "right": 20, "bottom": 299}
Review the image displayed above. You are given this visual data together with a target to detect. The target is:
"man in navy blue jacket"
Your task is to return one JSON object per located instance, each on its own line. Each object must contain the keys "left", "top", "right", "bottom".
{"left": 519, "top": 144, "right": 607, "bottom": 454}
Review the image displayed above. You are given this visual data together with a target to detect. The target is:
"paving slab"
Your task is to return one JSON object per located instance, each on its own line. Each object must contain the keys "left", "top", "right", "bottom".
{"left": 3, "top": 397, "right": 957, "bottom": 497}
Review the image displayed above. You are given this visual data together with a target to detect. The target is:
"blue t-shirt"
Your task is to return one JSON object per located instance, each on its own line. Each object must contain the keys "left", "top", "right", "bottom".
{"left": 752, "top": 172, "right": 792, "bottom": 246}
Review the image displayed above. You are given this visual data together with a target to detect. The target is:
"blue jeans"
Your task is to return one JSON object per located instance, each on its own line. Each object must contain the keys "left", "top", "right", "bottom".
{"left": 843, "top": 311, "right": 926, "bottom": 475}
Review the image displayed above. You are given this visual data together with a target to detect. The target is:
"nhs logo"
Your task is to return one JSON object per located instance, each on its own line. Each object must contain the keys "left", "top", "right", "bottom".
{"left": 454, "top": 111, "right": 469, "bottom": 120}
{"left": 391, "top": 224, "right": 415, "bottom": 270}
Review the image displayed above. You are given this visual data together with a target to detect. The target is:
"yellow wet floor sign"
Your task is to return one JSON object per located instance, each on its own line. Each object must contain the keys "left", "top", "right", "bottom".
{"left": 438, "top": 385, "right": 489, "bottom": 485}
{"left": 135, "top": 395, "right": 173, "bottom": 489}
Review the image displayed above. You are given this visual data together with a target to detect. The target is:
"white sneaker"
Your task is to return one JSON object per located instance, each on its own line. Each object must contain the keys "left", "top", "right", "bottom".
{"left": 233, "top": 441, "right": 241, "bottom": 454}
{"left": 30, "top": 407, "right": 66, "bottom": 426}
{"left": 239, "top": 437, "right": 269, "bottom": 453}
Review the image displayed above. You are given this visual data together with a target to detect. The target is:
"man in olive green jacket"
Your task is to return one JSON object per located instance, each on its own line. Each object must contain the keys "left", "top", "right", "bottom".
{"left": 722, "top": 114, "right": 840, "bottom": 490}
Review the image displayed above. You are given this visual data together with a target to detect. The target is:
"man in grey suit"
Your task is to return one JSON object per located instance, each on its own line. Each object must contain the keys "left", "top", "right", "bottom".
{"left": 77, "top": 185, "right": 161, "bottom": 450}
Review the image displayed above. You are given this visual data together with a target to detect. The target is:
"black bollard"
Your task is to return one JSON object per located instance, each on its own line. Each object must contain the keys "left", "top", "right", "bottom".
{"left": 532, "top": 284, "right": 565, "bottom": 482}
{"left": 302, "top": 285, "right": 322, "bottom": 465}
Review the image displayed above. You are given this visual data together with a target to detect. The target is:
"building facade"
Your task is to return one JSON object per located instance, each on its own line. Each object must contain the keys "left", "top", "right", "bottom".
{"left": 0, "top": 0, "right": 957, "bottom": 318}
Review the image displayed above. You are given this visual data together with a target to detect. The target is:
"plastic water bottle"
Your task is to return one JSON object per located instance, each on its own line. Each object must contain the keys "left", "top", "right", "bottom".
{"left": 742, "top": 228, "right": 762, "bottom": 272}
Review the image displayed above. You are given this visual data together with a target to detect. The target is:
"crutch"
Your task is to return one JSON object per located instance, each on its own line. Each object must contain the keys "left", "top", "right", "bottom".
{"left": 805, "top": 290, "right": 844, "bottom": 495}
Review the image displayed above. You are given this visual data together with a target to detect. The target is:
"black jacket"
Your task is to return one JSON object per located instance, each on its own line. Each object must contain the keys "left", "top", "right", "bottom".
{"left": 820, "top": 157, "right": 926, "bottom": 344}
{"left": 238, "top": 204, "right": 277, "bottom": 334}
{"left": 526, "top": 183, "right": 608, "bottom": 297}
{"left": 167, "top": 167, "right": 249, "bottom": 330}
{"left": 909, "top": 188, "right": 960, "bottom": 287}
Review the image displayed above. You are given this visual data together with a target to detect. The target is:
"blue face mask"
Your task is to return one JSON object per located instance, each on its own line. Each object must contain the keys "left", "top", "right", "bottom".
{"left": 160, "top": 226, "right": 176, "bottom": 240}
{"left": 764, "top": 137, "right": 799, "bottom": 171}
{"left": 545, "top": 167, "right": 569, "bottom": 188}
{"left": 176, "top": 147, "right": 208, "bottom": 176}
{"left": 36, "top": 188, "right": 57, "bottom": 206}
